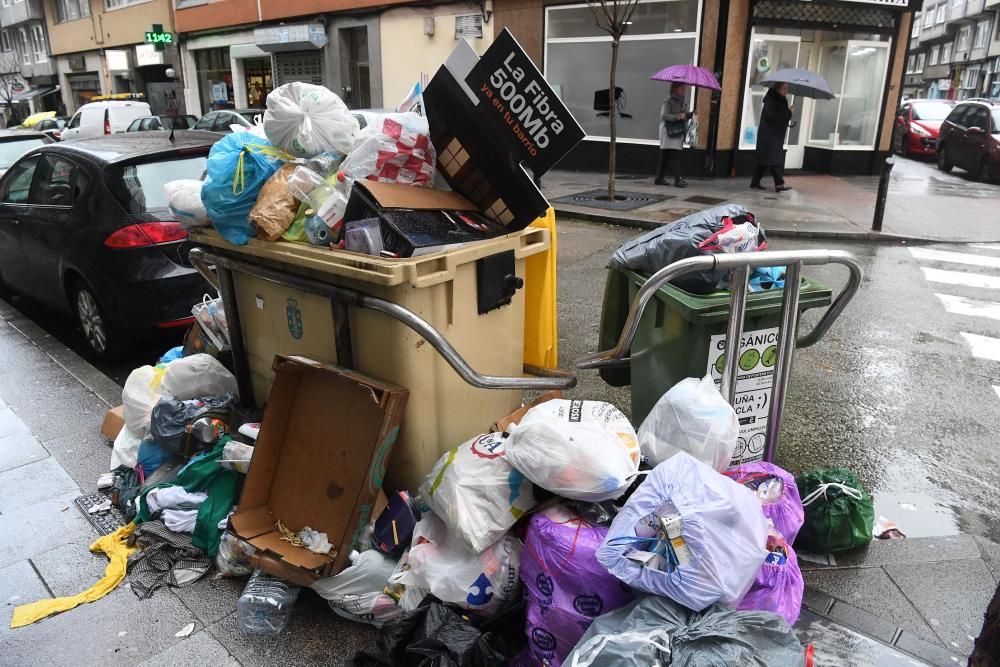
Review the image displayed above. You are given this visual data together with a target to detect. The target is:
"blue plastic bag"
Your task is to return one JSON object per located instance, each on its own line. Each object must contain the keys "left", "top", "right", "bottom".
{"left": 596, "top": 452, "right": 768, "bottom": 611}
{"left": 201, "top": 133, "right": 287, "bottom": 245}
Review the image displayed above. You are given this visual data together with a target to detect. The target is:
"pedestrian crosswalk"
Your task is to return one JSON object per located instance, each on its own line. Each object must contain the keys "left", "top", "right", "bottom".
{"left": 911, "top": 244, "right": 1000, "bottom": 402}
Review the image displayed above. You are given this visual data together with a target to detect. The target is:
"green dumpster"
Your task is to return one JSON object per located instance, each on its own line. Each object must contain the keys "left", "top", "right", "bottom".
{"left": 598, "top": 268, "right": 832, "bottom": 462}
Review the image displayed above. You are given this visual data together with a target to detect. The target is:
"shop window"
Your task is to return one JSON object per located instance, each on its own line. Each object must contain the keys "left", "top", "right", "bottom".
{"left": 195, "top": 48, "right": 234, "bottom": 114}
{"left": 809, "top": 42, "right": 888, "bottom": 148}
{"left": 544, "top": 0, "right": 701, "bottom": 143}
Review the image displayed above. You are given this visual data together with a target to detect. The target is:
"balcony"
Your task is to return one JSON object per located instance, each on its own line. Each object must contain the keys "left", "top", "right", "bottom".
{"left": 19, "top": 59, "right": 55, "bottom": 79}
{"left": 0, "top": 0, "right": 45, "bottom": 26}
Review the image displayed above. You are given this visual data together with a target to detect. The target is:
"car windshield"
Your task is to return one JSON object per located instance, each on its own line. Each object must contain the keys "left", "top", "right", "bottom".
{"left": 911, "top": 103, "right": 953, "bottom": 121}
{"left": 108, "top": 155, "right": 207, "bottom": 213}
{"left": 0, "top": 138, "right": 46, "bottom": 169}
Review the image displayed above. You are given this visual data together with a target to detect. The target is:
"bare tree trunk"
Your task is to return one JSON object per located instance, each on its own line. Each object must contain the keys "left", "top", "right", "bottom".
{"left": 608, "top": 38, "right": 619, "bottom": 201}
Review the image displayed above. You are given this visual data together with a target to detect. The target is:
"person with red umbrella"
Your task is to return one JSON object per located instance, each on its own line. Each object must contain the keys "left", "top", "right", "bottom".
{"left": 650, "top": 65, "right": 721, "bottom": 189}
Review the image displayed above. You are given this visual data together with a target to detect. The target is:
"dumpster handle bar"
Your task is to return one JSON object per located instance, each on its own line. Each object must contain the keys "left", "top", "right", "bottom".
{"left": 188, "top": 247, "right": 577, "bottom": 392}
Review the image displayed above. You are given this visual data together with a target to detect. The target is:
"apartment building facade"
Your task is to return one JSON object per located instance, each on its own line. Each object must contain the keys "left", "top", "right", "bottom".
{"left": 0, "top": 0, "right": 57, "bottom": 123}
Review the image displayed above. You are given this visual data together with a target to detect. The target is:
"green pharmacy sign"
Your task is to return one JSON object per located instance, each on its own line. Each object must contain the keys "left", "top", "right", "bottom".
{"left": 145, "top": 24, "right": 173, "bottom": 51}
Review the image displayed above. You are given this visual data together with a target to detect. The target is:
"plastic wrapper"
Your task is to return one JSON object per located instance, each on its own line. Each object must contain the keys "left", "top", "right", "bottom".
{"left": 250, "top": 164, "right": 299, "bottom": 241}
{"left": 736, "top": 531, "right": 804, "bottom": 625}
{"left": 520, "top": 506, "right": 635, "bottom": 667}
{"left": 418, "top": 432, "right": 535, "bottom": 553}
{"left": 164, "top": 179, "right": 208, "bottom": 228}
{"left": 215, "top": 531, "right": 256, "bottom": 577}
{"left": 637, "top": 375, "right": 739, "bottom": 471}
{"left": 150, "top": 393, "right": 236, "bottom": 455}
{"left": 597, "top": 452, "right": 768, "bottom": 611}
{"left": 725, "top": 461, "right": 805, "bottom": 543}
{"left": 263, "top": 82, "right": 358, "bottom": 158}
{"left": 201, "top": 133, "right": 286, "bottom": 245}
{"left": 401, "top": 512, "right": 520, "bottom": 616}
{"left": 286, "top": 165, "right": 336, "bottom": 210}
{"left": 565, "top": 596, "right": 804, "bottom": 667}
{"left": 795, "top": 468, "right": 875, "bottom": 553}
{"left": 311, "top": 550, "right": 401, "bottom": 626}
{"left": 159, "top": 353, "right": 239, "bottom": 400}
{"left": 506, "top": 400, "right": 640, "bottom": 502}
{"left": 121, "top": 365, "right": 162, "bottom": 439}
{"left": 606, "top": 204, "right": 766, "bottom": 293}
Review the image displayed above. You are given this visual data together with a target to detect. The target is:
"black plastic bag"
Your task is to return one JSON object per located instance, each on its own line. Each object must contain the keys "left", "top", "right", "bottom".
{"left": 150, "top": 393, "right": 235, "bottom": 456}
{"left": 354, "top": 595, "right": 507, "bottom": 667}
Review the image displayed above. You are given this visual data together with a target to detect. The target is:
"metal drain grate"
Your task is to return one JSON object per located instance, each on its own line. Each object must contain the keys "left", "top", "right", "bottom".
{"left": 684, "top": 195, "right": 727, "bottom": 205}
{"left": 75, "top": 491, "right": 128, "bottom": 536}
{"left": 552, "top": 189, "right": 672, "bottom": 211}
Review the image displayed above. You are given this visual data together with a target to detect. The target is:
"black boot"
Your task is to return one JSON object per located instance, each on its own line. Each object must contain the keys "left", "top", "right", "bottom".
{"left": 674, "top": 177, "right": 688, "bottom": 188}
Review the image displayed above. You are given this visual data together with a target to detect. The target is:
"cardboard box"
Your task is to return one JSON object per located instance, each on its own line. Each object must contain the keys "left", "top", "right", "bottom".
{"left": 491, "top": 391, "right": 563, "bottom": 434}
{"left": 343, "top": 181, "right": 508, "bottom": 258}
{"left": 229, "top": 355, "right": 407, "bottom": 581}
{"left": 101, "top": 405, "right": 125, "bottom": 441}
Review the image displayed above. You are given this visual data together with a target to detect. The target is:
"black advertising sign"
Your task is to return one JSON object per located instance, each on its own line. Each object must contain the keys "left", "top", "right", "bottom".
{"left": 465, "top": 30, "right": 585, "bottom": 177}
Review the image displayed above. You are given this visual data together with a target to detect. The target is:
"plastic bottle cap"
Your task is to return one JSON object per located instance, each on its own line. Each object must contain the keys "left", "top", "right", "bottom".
{"left": 349, "top": 549, "right": 360, "bottom": 563}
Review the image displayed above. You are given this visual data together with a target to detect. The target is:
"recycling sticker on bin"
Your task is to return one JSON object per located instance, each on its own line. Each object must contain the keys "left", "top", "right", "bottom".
{"left": 706, "top": 327, "right": 780, "bottom": 465}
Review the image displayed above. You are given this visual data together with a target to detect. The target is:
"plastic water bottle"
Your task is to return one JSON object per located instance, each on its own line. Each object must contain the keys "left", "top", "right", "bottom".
{"left": 237, "top": 570, "right": 300, "bottom": 635}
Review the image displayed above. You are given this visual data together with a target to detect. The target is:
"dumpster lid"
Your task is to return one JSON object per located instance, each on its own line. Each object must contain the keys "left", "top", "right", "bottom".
{"left": 357, "top": 181, "right": 478, "bottom": 212}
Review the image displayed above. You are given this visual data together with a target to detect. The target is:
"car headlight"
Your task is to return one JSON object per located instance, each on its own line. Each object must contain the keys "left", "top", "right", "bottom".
{"left": 910, "top": 123, "right": 931, "bottom": 137}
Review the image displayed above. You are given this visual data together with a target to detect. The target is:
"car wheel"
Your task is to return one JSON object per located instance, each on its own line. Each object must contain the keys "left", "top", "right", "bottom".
{"left": 937, "top": 143, "right": 953, "bottom": 173}
{"left": 980, "top": 157, "right": 997, "bottom": 185}
{"left": 72, "top": 281, "right": 121, "bottom": 359}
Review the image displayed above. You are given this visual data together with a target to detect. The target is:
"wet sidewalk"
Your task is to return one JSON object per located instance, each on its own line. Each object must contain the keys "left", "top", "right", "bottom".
{"left": 543, "top": 157, "right": 1000, "bottom": 243}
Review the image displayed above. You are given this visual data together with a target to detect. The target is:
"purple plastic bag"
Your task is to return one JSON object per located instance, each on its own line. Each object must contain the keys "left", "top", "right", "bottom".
{"left": 521, "top": 506, "right": 635, "bottom": 667}
{"left": 737, "top": 534, "right": 804, "bottom": 625}
{"left": 725, "top": 461, "right": 805, "bottom": 542}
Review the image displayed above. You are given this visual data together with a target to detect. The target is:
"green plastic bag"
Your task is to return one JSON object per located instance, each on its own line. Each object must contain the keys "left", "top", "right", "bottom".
{"left": 794, "top": 468, "right": 874, "bottom": 553}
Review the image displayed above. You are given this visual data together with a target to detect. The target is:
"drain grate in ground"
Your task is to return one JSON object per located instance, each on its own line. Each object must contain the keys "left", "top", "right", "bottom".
{"left": 684, "top": 195, "right": 727, "bottom": 205}
{"left": 552, "top": 189, "right": 673, "bottom": 211}
{"left": 75, "top": 491, "right": 128, "bottom": 536}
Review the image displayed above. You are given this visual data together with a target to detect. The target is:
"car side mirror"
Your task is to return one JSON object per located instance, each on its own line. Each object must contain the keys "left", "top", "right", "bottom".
{"left": 969, "top": 126, "right": 986, "bottom": 135}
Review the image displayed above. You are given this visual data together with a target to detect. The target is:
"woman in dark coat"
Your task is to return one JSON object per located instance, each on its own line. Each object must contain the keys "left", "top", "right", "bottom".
{"left": 751, "top": 83, "right": 793, "bottom": 192}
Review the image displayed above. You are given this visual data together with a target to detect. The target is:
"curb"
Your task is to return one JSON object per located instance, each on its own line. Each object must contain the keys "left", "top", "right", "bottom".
{"left": 553, "top": 205, "right": 1000, "bottom": 245}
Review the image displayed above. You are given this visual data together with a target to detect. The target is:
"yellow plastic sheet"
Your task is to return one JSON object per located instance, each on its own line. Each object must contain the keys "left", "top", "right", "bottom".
{"left": 524, "top": 209, "right": 558, "bottom": 369}
{"left": 10, "top": 523, "right": 137, "bottom": 628}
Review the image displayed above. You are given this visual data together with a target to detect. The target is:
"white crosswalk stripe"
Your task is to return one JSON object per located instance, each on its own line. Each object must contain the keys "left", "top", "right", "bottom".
{"left": 935, "top": 294, "right": 1000, "bottom": 321}
{"left": 969, "top": 244, "right": 1000, "bottom": 252}
{"left": 960, "top": 333, "right": 1000, "bottom": 362}
{"left": 921, "top": 267, "right": 1000, "bottom": 290}
{"left": 909, "top": 247, "right": 1000, "bottom": 269}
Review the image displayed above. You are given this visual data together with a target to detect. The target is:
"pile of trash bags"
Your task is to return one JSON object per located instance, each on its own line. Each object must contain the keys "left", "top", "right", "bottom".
{"left": 166, "top": 81, "right": 439, "bottom": 252}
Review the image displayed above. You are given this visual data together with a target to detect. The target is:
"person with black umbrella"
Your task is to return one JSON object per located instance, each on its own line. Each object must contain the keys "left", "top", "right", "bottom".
{"left": 751, "top": 83, "right": 794, "bottom": 193}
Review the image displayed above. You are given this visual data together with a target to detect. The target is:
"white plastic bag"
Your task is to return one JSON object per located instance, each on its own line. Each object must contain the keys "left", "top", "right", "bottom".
{"left": 311, "top": 550, "right": 401, "bottom": 626}
{"left": 263, "top": 82, "right": 359, "bottom": 158}
{"left": 637, "top": 376, "right": 739, "bottom": 471}
{"left": 109, "top": 425, "right": 142, "bottom": 470}
{"left": 121, "top": 365, "right": 162, "bottom": 439}
{"left": 404, "top": 513, "right": 521, "bottom": 616}
{"left": 164, "top": 179, "right": 208, "bottom": 228}
{"left": 506, "top": 400, "right": 640, "bottom": 502}
{"left": 160, "top": 354, "right": 239, "bottom": 400}
{"left": 418, "top": 432, "right": 535, "bottom": 554}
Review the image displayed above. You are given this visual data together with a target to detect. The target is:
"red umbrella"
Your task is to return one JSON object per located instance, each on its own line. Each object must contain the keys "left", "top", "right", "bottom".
{"left": 650, "top": 64, "right": 721, "bottom": 91}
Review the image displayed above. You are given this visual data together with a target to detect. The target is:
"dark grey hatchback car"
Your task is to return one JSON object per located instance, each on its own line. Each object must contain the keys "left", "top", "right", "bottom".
{"left": 0, "top": 131, "right": 220, "bottom": 358}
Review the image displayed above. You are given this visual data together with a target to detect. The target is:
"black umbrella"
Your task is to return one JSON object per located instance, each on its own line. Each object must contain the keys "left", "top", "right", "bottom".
{"left": 758, "top": 68, "right": 835, "bottom": 100}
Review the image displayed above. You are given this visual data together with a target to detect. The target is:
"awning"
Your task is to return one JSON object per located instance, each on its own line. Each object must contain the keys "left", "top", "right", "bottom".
{"left": 253, "top": 24, "right": 327, "bottom": 53}
{"left": 11, "top": 86, "right": 61, "bottom": 104}
{"left": 230, "top": 43, "right": 268, "bottom": 59}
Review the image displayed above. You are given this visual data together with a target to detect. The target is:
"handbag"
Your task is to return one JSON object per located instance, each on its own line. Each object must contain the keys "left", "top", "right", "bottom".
{"left": 665, "top": 119, "right": 686, "bottom": 138}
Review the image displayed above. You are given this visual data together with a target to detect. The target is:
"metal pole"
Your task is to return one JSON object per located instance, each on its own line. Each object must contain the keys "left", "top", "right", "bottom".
{"left": 871, "top": 156, "right": 895, "bottom": 232}
{"left": 720, "top": 265, "right": 750, "bottom": 405}
{"left": 216, "top": 265, "right": 255, "bottom": 407}
{"left": 763, "top": 261, "right": 802, "bottom": 463}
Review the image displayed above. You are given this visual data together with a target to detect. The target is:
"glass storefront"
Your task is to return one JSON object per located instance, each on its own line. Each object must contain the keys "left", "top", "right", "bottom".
{"left": 195, "top": 48, "right": 234, "bottom": 113}
{"left": 544, "top": 0, "right": 701, "bottom": 143}
{"left": 739, "top": 28, "right": 891, "bottom": 168}
{"left": 243, "top": 57, "right": 273, "bottom": 108}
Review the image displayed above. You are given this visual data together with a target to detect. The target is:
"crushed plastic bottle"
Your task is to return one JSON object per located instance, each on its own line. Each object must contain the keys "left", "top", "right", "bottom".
{"left": 237, "top": 570, "right": 301, "bottom": 635}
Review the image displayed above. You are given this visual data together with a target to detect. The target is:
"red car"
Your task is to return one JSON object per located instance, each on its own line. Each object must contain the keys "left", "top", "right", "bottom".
{"left": 893, "top": 100, "right": 954, "bottom": 158}
{"left": 937, "top": 100, "right": 1000, "bottom": 184}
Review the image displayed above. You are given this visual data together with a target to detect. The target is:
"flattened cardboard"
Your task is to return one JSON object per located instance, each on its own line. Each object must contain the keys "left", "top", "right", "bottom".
{"left": 101, "top": 405, "right": 125, "bottom": 440}
{"left": 358, "top": 180, "right": 477, "bottom": 211}
{"left": 230, "top": 355, "right": 407, "bottom": 580}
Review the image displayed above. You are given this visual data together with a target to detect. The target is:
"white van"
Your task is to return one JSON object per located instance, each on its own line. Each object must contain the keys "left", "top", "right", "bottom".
{"left": 61, "top": 101, "right": 153, "bottom": 141}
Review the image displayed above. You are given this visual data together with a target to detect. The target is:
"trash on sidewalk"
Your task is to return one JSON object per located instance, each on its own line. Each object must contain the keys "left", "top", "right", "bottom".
{"left": 372, "top": 491, "right": 419, "bottom": 558}
{"left": 263, "top": 81, "right": 358, "bottom": 159}
{"left": 100, "top": 405, "right": 125, "bottom": 441}
{"left": 251, "top": 164, "right": 300, "bottom": 241}
{"left": 597, "top": 452, "right": 768, "bottom": 611}
{"left": 311, "top": 549, "right": 401, "bottom": 626}
{"left": 175, "top": 622, "right": 196, "bottom": 638}
{"left": 216, "top": 531, "right": 257, "bottom": 578}
{"left": 637, "top": 375, "right": 739, "bottom": 471}
{"left": 725, "top": 461, "right": 805, "bottom": 543}
{"left": 150, "top": 394, "right": 236, "bottom": 457}
{"left": 227, "top": 356, "right": 407, "bottom": 582}
{"left": 564, "top": 596, "right": 805, "bottom": 666}
{"left": 505, "top": 399, "right": 640, "bottom": 502}
{"left": 237, "top": 569, "right": 301, "bottom": 635}
{"left": 735, "top": 529, "right": 804, "bottom": 625}
{"left": 519, "top": 505, "right": 635, "bottom": 667}
{"left": 126, "top": 520, "right": 212, "bottom": 599}
{"left": 874, "top": 516, "right": 907, "bottom": 539}
{"left": 795, "top": 467, "right": 875, "bottom": 553}
{"left": 417, "top": 431, "right": 535, "bottom": 553}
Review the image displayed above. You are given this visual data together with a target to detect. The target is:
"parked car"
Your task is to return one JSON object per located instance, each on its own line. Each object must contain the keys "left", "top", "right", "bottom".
{"left": 34, "top": 117, "right": 67, "bottom": 142}
{"left": 0, "top": 130, "right": 52, "bottom": 177}
{"left": 60, "top": 101, "right": 153, "bottom": 141}
{"left": 126, "top": 115, "right": 199, "bottom": 132}
{"left": 936, "top": 100, "right": 1000, "bottom": 184}
{"left": 191, "top": 109, "right": 263, "bottom": 133}
{"left": 893, "top": 99, "right": 954, "bottom": 158}
{"left": 0, "top": 131, "right": 219, "bottom": 358}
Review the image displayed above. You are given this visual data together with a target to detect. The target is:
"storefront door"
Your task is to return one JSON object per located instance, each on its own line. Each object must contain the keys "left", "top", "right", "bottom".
{"left": 785, "top": 43, "right": 816, "bottom": 169}
{"left": 739, "top": 33, "right": 802, "bottom": 168}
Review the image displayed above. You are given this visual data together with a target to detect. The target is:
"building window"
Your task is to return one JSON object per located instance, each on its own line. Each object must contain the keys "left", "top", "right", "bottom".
{"left": 104, "top": 0, "right": 146, "bottom": 10}
{"left": 961, "top": 65, "right": 980, "bottom": 89}
{"left": 30, "top": 25, "right": 46, "bottom": 63}
{"left": 911, "top": 17, "right": 920, "bottom": 38}
{"left": 936, "top": 4, "right": 946, "bottom": 23}
{"left": 809, "top": 40, "right": 891, "bottom": 148}
{"left": 454, "top": 14, "right": 484, "bottom": 40}
{"left": 974, "top": 20, "right": 989, "bottom": 48}
{"left": 17, "top": 28, "right": 28, "bottom": 64}
{"left": 0, "top": 0, "right": 9, "bottom": 8}
{"left": 54, "top": 0, "right": 90, "bottom": 22}
{"left": 0, "top": 31, "right": 8, "bottom": 53}
{"left": 957, "top": 25, "right": 971, "bottom": 51}
{"left": 916, "top": 53, "right": 926, "bottom": 72}
{"left": 544, "top": 0, "right": 701, "bottom": 144}
{"left": 924, "top": 8, "right": 935, "bottom": 27}
{"left": 929, "top": 45, "right": 940, "bottom": 65}
{"left": 942, "top": 41, "right": 952, "bottom": 63}
{"left": 953, "top": 0, "right": 963, "bottom": 8}
{"left": 907, "top": 55, "right": 916, "bottom": 73}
